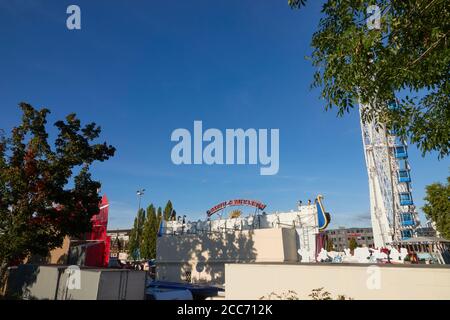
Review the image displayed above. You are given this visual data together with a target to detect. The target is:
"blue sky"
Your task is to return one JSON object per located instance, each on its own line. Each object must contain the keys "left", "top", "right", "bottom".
{"left": 0, "top": 0, "right": 448, "bottom": 229}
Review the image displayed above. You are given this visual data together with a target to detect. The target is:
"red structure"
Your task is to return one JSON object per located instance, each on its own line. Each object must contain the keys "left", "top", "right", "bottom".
{"left": 80, "top": 195, "right": 111, "bottom": 267}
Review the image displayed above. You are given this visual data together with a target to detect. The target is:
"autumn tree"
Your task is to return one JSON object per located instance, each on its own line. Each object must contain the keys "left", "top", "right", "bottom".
{"left": 422, "top": 176, "right": 450, "bottom": 239}
{"left": 289, "top": 0, "right": 450, "bottom": 158}
{"left": 0, "top": 103, "right": 115, "bottom": 290}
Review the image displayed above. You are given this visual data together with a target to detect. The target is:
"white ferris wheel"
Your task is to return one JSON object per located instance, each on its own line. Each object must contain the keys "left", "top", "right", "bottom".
{"left": 360, "top": 100, "right": 421, "bottom": 248}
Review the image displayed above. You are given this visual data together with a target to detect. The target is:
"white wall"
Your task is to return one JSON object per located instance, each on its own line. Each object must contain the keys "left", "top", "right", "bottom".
{"left": 156, "top": 228, "right": 298, "bottom": 285}
{"left": 225, "top": 263, "right": 450, "bottom": 300}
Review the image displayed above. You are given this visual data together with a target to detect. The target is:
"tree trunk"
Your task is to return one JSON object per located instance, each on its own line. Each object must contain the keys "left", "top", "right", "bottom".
{"left": 0, "top": 260, "right": 9, "bottom": 297}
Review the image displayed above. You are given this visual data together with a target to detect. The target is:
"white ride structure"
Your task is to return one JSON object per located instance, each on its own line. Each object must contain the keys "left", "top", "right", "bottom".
{"left": 159, "top": 196, "right": 331, "bottom": 262}
{"left": 360, "top": 100, "right": 420, "bottom": 248}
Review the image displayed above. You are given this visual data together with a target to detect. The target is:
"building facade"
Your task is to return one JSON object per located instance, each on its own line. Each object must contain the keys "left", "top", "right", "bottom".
{"left": 325, "top": 227, "right": 374, "bottom": 251}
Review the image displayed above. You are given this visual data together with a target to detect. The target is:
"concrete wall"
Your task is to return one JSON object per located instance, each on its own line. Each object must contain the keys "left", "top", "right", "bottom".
{"left": 6, "top": 265, "right": 146, "bottom": 300}
{"left": 156, "top": 228, "right": 298, "bottom": 285}
{"left": 225, "top": 263, "right": 450, "bottom": 300}
{"left": 97, "top": 270, "right": 146, "bottom": 300}
{"left": 56, "top": 269, "right": 146, "bottom": 300}
{"left": 6, "top": 265, "right": 63, "bottom": 300}
{"left": 56, "top": 268, "right": 100, "bottom": 300}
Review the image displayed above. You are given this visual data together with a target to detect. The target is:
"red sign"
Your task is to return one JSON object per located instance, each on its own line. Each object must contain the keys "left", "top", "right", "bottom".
{"left": 207, "top": 199, "right": 266, "bottom": 217}
{"left": 348, "top": 233, "right": 362, "bottom": 237}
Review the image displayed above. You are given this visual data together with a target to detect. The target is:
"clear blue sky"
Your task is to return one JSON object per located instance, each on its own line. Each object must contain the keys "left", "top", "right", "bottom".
{"left": 0, "top": 0, "right": 448, "bottom": 229}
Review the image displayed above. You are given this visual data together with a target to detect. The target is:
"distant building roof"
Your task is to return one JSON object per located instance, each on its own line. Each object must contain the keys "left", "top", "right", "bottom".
{"left": 107, "top": 229, "right": 132, "bottom": 234}
{"left": 326, "top": 227, "right": 372, "bottom": 231}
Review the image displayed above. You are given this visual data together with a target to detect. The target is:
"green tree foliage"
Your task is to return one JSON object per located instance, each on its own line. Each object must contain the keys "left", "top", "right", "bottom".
{"left": 163, "top": 200, "right": 173, "bottom": 221}
{"left": 129, "top": 202, "right": 174, "bottom": 260}
{"left": 422, "top": 176, "right": 450, "bottom": 239}
{"left": 127, "top": 217, "right": 139, "bottom": 260}
{"left": 290, "top": 0, "right": 450, "bottom": 158}
{"left": 141, "top": 204, "right": 158, "bottom": 259}
{"left": 0, "top": 103, "right": 115, "bottom": 289}
{"left": 348, "top": 237, "right": 359, "bottom": 251}
{"left": 127, "top": 208, "right": 145, "bottom": 260}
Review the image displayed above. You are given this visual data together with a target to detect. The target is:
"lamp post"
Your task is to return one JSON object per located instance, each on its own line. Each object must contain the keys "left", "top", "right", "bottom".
{"left": 137, "top": 188, "right": 145, "bottom": 213}
{"left": 135, "top": 188, "right": 145, "bottom": 261}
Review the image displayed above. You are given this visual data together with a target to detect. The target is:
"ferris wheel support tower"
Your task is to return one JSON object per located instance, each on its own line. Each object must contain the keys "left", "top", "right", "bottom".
{"left": 360, "top": 101, "right": 420, "bottom": 248}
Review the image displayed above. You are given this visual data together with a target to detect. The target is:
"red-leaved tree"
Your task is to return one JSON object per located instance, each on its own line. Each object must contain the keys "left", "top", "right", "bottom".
{"left": 0, "top": 103, "right": 115, "bottom": 291}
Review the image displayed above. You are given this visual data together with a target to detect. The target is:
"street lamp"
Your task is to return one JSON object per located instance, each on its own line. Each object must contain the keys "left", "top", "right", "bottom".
{"left": 136, "top": 188, "right": 145, "bottom": 212}
{"left": 135, "top": 188, "right": 145, "bottom": 261}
